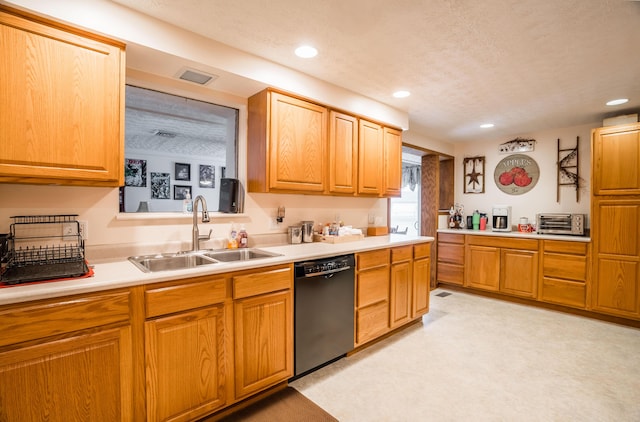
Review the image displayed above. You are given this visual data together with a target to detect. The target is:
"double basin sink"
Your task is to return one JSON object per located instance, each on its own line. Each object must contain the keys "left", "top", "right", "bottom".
{"left": 129, "top": 248, "right": 282, "bottom": 273}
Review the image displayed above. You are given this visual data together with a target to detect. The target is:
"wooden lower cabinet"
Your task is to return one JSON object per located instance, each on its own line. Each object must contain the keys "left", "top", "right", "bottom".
{"left": 465, "top": 244, "right": 501, "bottom": 291}
{"left": 0, "top": 291, "right": 133, "bottom": 422}
{"left": 355, "top": 249, "right": 390, "bottom": 346}
{"left": 437, "top": 233, "right": 464, "bottom": 285}
{"left": 233, "top": 265, "right": 293, "bottom": 400}
{"left": 465, "top": 236, "right": 539, "bottom": 297}
{"left": 540, "top": 240, "right": 588, "bottom": 309}
{"left": 501, "top": 248, "right": 538, "bottom": 298}
{"left": 145, "top": 306, "right": 226, "bottom": 422}
{"left": 412, "top": 243, "right": 431, "bottom": 318}
{"left": 390, "top": 246, "right": 412, "bottom": 328}
{"left": 591, "top": 199, "right": 640, "bottom": 319}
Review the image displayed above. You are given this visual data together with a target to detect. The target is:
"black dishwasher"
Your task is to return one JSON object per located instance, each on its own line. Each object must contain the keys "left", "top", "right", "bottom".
{"left": 293, "top": 254, "right": 355, "bottom": 378}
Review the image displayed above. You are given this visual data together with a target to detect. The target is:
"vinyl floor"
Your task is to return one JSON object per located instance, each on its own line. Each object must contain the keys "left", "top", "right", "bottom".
{"left": 290, "top": 288, "right": 640, "bottom": 422}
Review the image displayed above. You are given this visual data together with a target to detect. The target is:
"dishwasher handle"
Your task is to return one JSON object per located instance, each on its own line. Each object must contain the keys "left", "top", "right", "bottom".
{"left": 302, "top": 265, "right": 352, "bottom": 278}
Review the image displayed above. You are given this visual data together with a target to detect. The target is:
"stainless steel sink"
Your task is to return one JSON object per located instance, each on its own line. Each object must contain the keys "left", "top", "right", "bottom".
{"left": 128, "top": 248, "right": 282, "bottom": 272}
{"left": 201, "top": 248, "right": 282, "bottom": 262}
{"left": 128, "top": 253, "right": 218, "bottom": 273}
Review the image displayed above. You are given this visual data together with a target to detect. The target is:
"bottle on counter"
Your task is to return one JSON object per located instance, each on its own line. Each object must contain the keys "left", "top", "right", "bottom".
{"left": 238, "top": 224, "right": 248, "bottom": 248}
{"left": 182, "top": 192, "right": 193, "bottom": 213}
{"left": 227, "top": 222, "right": 238, "bottom": 249}
{"left": 472, "top": 210, "right": 480, "bottom": 230}
{"left": 480, "top": 214, "right": 488, "bottom": 230}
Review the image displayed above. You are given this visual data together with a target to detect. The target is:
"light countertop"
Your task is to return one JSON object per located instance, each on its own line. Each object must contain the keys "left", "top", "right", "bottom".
{"left": 0, "top": 234, "right": 434, "bottom": 306}
{"left": 437, "top": 228, "right": 590, "bottom": 242}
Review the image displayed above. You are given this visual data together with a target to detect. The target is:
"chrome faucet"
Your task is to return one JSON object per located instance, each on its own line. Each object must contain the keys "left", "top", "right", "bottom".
{"left": 191, "top": 195, "right": 212, "bottom": 251}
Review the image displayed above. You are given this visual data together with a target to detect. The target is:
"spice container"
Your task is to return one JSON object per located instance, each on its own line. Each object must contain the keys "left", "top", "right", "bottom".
{"left": 288, "top": 226, "right": 302, "bottom": 244}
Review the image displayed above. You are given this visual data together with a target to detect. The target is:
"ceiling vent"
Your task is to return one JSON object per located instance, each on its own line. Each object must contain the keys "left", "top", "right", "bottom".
{"left": 177, "top": 68, "right": 218, "bottom": 86}
{"left": 153, "top": 130, "right": 177, "bottom": 138}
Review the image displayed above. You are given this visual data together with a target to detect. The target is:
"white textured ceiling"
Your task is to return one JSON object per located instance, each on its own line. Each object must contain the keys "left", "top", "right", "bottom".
{"left": 113, "top": 0, "right": 640, "bottom": 143}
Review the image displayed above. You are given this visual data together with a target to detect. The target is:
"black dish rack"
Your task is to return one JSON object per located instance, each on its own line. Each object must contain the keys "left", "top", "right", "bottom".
{"left": 0, "top": 215, "right": 88, "bottom": 285}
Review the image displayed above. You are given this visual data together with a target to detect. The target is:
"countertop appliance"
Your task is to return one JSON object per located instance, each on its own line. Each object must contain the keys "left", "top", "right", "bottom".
{"left": 293, "top": 254, "right": 355, "bottom": 378}
{"left": 492, "top": 205, "right": 512, "bottom": 232}
{"left": 536, "top": 213, "right": 586, "bottom": 235}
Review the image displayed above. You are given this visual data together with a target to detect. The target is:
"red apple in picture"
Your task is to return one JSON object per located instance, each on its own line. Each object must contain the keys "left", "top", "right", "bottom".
{"left": 499, "top": 171, "right": 514, "bottom": 185}
{"left": 513, "top": 171, "right": 532, "bottom": 187}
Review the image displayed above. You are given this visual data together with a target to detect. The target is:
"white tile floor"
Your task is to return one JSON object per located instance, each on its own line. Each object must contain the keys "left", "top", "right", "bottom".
{"left": 291, "top": 289, "right": 640, "bottom": 422}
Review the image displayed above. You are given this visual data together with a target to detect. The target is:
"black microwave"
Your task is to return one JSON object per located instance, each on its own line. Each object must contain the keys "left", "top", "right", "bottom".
{"left": 536, "top": 213, "right": 586, "bottom": 235}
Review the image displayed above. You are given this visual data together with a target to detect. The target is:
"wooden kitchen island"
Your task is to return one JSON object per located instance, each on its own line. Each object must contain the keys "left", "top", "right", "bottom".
{"left": 0, "top": 235, "right": 432, "bottom": 422}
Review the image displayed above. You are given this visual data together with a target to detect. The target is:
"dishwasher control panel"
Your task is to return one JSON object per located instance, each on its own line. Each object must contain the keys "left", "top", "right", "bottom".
{"left": 295, "top": 254, "right": 354, "bottom": 278}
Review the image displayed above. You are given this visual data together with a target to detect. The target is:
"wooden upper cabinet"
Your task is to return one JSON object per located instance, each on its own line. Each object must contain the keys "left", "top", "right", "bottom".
{"left": 592, "top": 123, "right": 640, "bottom": 195}
{"left": 329, "top": 111, "right": 358, "bottom": 194}
{"left": 0, "top": 6, "right": 125, "bottom": 186}
{"left": 248, "top": 89, "right": 327, "bottom": 193}
{"left": 358, "top": 119, "right": 384, "bottom": 195}
{"left": 383, "top": 127, "right": 403, "bottom": 197}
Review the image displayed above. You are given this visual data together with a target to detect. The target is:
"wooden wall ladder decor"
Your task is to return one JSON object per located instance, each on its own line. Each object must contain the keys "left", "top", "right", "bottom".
{"left": 557, "top": 136, "right": 580, "bottom": 202}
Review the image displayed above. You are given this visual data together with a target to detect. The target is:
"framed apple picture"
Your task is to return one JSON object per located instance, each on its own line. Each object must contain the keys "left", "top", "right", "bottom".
{"left": 493, "top": 154, "right": 539, "bottom": 195}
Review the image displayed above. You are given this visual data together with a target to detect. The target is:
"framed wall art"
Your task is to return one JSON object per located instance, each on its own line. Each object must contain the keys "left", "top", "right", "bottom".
{"left": 463, "top": 156, "right": 485, "bottom": 194}
{"left": 150, "top": 172, "right": 170, "bottom": 199}
{"left": 174, "top": 162, "right": 191, "bottom": 181}
{"left": 173, "top": 185, "right": 192, "bottom": 200}
{"left": 494, "top": 154, "right": 539, "bottom": 195}
{"left": 124, "top": 158, "right": 147, "bottom": 187}
{"left": 199, "top": 164, "right": 214, "bottom": 188}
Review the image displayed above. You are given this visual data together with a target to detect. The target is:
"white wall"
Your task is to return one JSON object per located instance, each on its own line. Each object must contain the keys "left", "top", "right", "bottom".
{"left": 452, "top": 122, "right": 595, "bottom": 227}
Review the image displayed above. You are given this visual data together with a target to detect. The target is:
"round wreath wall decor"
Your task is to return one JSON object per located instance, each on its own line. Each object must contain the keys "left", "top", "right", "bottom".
{"left": 493, "top": 154, "right": 539, "bottom": 195}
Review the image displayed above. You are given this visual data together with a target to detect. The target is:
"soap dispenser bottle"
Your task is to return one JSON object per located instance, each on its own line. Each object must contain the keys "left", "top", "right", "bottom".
{"left": 183, "top": 192, "right": 193, "bottom": 213}
{"left": 238, "top": 224, "right": 248, "bottom": 248}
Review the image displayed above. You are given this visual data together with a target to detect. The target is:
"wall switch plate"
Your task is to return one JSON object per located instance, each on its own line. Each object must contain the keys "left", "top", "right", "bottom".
{"left": 78, "top": 221, "right": 88, "bottom": 240}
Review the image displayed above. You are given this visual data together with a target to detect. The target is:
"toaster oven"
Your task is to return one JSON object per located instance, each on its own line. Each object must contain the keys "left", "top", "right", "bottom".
{"left": 536, "top": 213, "right": 586, "bottom": 235}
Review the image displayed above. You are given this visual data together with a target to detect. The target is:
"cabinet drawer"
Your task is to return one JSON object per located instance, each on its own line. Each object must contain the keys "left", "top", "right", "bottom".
{"left": 357, "top": 266, "right": 389, "bottom": 308}
{"left": 391, "top": 246, "right": 412, "bottom": 263}
{"left": 145, "top": 277, "right": 227, "bottom": 318}
{"left": 467, "top": 235, "right": 538, "bottom": 250}
{"left": 540, "top": 277, "right": 586, "bottom": 309}
{"left": 0, "top": 291, "right": 130, "bottom": 347}
{"left": 357, "top": 249, "right": 390, "bottom": 270}
{"left": 233, "top": 265, "right": 292, "bottom": 299}
{"left": 438, "top": 243, "right": 464, "bottom": 265}
{"left": 356, "top": 301, "right": 388, "bottom": 345}
{"left": 543, "top": 240, "right": 588, "bottom": 255}
{"left": 437, "top": 263, "right": 464, "bottom": 285}
{"left": 438, "top": 233, "right": 464, "bottom": 244}
{"left": 414, "top": 243, "right": 431, "bottom": 259}
{"left": 543, "top": 253, "right": 587, "bottom": 281}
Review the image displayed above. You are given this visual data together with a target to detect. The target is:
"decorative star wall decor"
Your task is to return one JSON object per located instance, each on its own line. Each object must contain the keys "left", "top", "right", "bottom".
{"left": 463, "top": 156, "right": 485, "bottom": 194}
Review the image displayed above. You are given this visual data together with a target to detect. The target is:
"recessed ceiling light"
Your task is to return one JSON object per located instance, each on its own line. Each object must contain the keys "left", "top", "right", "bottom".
{"left": 295, "top": 45, "right": 318, "bottom": 58}
{"left": 606, "top": 98, "right": 629, "bottom": 106}
{"left": 393, "top": 90, "right": 410, "bottom": 98}
{"left": 480, "top": 123, "right": 494, "bottom": 128}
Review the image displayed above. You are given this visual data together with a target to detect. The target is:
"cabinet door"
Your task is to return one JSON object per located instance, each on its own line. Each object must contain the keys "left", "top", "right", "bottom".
{"left": 592, "top": 123, "right": 640, "bottom": 195}
{"left": 390, "top": 261, "right": 412, "bottom": 328}
{"left": 465, "top": 245, "right": 500, "bottom": 291}
{"left": 145, "top": 306, "right": 226, "bottom": 422}
{"left": 0, "top": 8, "right": 124, "bottom": 186}
{"left": 329, "top": 111, "right": 358, "bottom": 194}
{"left": 269, "top": 92, "right": 327, "bottom": 192}
{"left": 413, "top": 256, "right": 431, "bottom": 318}
{"left": 383, "top": 127, "right": 403, "bottom": 197}
{"left": 0, "top": 327, "right": 132, "bottom": 422}
{"left": 234, "top": 290, "right": 293, "bottom": 399}
{"left": 592, "top": 199, "right": 640, "bottom": 318}
{"left": 358, "top": 119, "right": 384, "bottom": 195}
{"left": 500, "top": 248, "right": 538, "bottom": 298}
